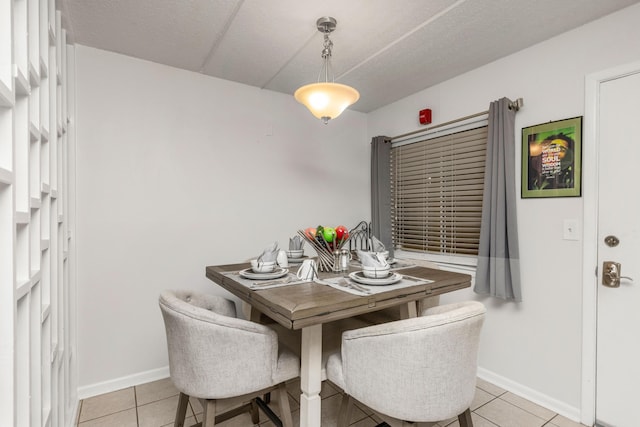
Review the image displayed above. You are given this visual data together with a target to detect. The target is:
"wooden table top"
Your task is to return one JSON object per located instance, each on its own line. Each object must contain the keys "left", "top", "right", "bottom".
{"left": 206, "top": 262, "right": 471, "bottom": 330}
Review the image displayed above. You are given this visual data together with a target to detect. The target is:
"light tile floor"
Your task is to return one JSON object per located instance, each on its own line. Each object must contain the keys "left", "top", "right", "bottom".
{"left": 76, "top": 377, "right": 588, "bottom": 427}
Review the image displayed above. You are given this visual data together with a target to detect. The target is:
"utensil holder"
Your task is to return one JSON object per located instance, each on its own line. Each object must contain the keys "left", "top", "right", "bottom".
{"left": 297, "top": 230, "right": 351, "bottom": 272}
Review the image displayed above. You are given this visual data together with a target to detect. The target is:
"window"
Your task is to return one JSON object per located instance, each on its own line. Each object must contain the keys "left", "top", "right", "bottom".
{"left": 391, "top": 125, "right": 488, "bottom": 261}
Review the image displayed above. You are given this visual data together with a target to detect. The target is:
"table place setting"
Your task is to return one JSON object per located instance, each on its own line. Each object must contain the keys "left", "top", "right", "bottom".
{"left": 316, "top": 274, "right": 433, "bottom": 296}
{"left": 224, "top": 242, "right": 320, "bottom": 290}
{"left": 225, "top": 269, "right": 306, "bottom": 290}
{"left": 235, "top": 272, "right": 308, "bottom": 289}
{"left": 314, "top": 250, "right": 433, "bottom": 296}
{"left": 286, "top": 235, "right": 308, "bottom": 264}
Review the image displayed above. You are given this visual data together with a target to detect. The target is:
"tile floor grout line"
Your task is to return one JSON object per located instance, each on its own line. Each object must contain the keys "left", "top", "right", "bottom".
{"left": 492, "top": 396, "right": 551, "bottom": 424}
{"left": 477, "top": 386, "right": 509, "bottom": 397}
{"left": 497, "top": 394, "right": 559, "bottom": 423}
{"left": 77, "top": 407, "right": 136, "bottom": 426}
{"left": 472, "top": 394, "right": 500, "bottom": 412}
{"left": 474, "top": 411, "right": 501, "bottom": 426}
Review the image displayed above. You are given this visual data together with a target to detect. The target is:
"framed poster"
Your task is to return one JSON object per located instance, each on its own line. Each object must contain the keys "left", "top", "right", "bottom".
{"left": 521, "top": 116, "right": 582, "bottom": 198}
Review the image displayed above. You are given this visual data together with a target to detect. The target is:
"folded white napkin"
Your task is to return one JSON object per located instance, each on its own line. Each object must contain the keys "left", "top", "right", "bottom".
{"left": 371, "top": 235, "right": 386, "bottom": 252}
{"left": 257, "top": 242, "right": 279, "bottom": 262}
{"left": 357, "top": 250, "right": 389, "bottom": 268}
{"left": 289, "top": 235, "right": 304, "bottom": 250}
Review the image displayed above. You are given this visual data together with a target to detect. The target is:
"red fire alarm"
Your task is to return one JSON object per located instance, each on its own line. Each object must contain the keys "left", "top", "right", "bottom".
{"left": 419, "top": 108, "right": 432, "bottom": 125}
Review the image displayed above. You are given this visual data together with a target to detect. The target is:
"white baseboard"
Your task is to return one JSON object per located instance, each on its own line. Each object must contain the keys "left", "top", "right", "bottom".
{"left": 478, "top": 367, "right": 581, "bottom": 422}
{"left": 77, "top": 366, "right": 170, "bottom": 400}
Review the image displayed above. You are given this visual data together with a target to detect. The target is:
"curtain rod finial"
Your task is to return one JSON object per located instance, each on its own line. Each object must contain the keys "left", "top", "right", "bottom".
{"left": 509, "top": 98, "right": 524, "bottom": 111}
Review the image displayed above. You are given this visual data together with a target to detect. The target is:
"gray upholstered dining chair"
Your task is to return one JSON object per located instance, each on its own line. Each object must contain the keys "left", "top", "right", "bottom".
{"left": 326, "top": 301, "right": 486, "bottom": 427}
{"left": 159, "top": 290, "right": 300, "bottom": 427}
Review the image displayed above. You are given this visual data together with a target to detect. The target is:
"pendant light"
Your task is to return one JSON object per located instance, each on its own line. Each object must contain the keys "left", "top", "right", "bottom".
{"left": 294, "top": 17, "right": 360, "bottom": 124}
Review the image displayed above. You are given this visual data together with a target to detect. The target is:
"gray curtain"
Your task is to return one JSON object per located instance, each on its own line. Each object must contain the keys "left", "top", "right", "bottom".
{"left": 474, "top": 98, "right": 522, "bottom": 301}
{"left": 370, "top": 136, "right": 393, "bottom": 258}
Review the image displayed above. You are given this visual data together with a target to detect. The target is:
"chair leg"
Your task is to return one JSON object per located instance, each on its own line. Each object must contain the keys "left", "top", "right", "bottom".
{"left": 276, "top": 383, "right": 293, "bottom": 427}
{"left": 202, "top": 400, "right": 217, "bottom": 427}
{"left": 250, "top": 399, "right": 260, "bottom": 424}
{"left": 458, "top": 408, "right": 473, "bottom": 427}
{"left": 337, "top": 394, "right": 354, "bottom": 427}
{"left": 174, "top": 392, "right": 189, "bottom": 427}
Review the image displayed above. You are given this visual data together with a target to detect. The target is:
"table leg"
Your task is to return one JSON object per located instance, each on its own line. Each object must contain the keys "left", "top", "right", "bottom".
{"left": 400, "top": 301, "right": 418, "bottom": 319}
{"left": 241, "top": 301, "right": 252, "bottom": 320}
{"left": 242, "top": 301, "right": 263, "bottom": 322}
{"left": 300, "top": 324, "right": 322, "bottom": 427}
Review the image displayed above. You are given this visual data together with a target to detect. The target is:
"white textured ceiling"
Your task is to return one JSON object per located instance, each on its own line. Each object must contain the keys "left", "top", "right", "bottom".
{"left": 60, "top": 0, "right": 639, "bottom": 113}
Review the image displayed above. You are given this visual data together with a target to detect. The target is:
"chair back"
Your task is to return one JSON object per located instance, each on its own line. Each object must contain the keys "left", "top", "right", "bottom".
{"left": 159, "top": 290, "right": 281, "bottom": 399}
{"left": 339, "top": 301, "right": 486, "bottom": 422}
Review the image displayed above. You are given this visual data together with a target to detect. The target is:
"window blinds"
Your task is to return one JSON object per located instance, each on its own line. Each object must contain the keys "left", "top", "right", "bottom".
{"left": 391, "top": 125, "right": 488, "bottom": 256}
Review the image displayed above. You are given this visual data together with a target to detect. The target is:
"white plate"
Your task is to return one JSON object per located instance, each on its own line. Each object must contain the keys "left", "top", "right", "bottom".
{"left": 240, "top": 268, "right": 289, "bottom": 280}
{"left": 349, "top": 271, "right": 403, "bottom": 286}
{"left": 287, "top": 255, "right": 309, "bottom": 264}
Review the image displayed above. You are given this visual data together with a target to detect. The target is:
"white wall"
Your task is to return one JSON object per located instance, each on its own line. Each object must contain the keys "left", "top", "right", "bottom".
{"left": 75, "top": 46, "right": 369, "bottom": 396}
{"left": 368, "top": 3, "right": 640, "bottom": 419}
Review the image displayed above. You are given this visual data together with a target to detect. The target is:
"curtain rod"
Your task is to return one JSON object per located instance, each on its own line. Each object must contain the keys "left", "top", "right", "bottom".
{"left": 389, "top": 98, "right": 523, "bottom": 141}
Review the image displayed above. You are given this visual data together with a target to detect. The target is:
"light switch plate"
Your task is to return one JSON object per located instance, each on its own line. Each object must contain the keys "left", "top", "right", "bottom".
{"left": 563, "top": 219, "right": 580, "bottom": 240}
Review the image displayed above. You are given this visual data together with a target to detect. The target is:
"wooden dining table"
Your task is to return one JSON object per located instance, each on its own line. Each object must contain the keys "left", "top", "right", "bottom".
{"left": 206, "top": 261, "right": 471, "bottom": 427}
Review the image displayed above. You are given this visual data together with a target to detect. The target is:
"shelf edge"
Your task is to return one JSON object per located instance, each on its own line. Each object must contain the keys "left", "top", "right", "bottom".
{"left": 28, "top": 62, "right": 40, "bottom": 86}
{"left": 0, "top": 167, "right": 13, "bottom": 185}
{"left": 30, "top": 197, "right": 42, "bottom": 209}
{"left": 14, "top": 65, "right": 31, "bottom": 96}
{"left": 0, "top": 78, "right": 14, "bottom": 107}
{"left": 31, "top": 269, "right": 42, "bottom": 285}
{"left": 29, "top": 122, "right": 41, "bottom": 142}
{"left": 15, "top": 211, "right": 30, "bottom": 224}
{"left": 41, "top": 127, "right": 50, "bottom": 142}
{"left": 40, "top": 56, "right": 48, "bottom": 79}
{"left": 16, "top": 279, "right": 32, "bottom": 300}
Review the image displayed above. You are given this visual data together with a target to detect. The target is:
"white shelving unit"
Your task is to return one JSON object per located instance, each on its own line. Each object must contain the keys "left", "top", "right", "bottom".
{"left": 0, "top": 0, "right": 75, "bottom": 425}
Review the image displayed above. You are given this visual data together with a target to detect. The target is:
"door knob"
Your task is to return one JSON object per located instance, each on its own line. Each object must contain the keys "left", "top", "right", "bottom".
{"left": 602, "top": 261, "right": 634, "bottom": 288}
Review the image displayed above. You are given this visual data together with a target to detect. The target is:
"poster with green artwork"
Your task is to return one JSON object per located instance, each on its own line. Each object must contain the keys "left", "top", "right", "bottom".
{"left": 521, "top": 116, "right": 582, "bottom": 198}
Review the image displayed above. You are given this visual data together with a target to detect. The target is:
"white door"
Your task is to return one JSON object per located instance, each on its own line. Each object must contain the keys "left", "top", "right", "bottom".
{"left": 596, "top": 69, "right": 640, "bottom": 427}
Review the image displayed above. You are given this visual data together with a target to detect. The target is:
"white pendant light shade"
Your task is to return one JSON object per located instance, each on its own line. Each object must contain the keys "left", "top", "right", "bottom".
{"left": 295, "top": 17, "right": 359, "bottom": 124}
{"left": 294, "top": 82, "right": 360, "bottom": 123}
